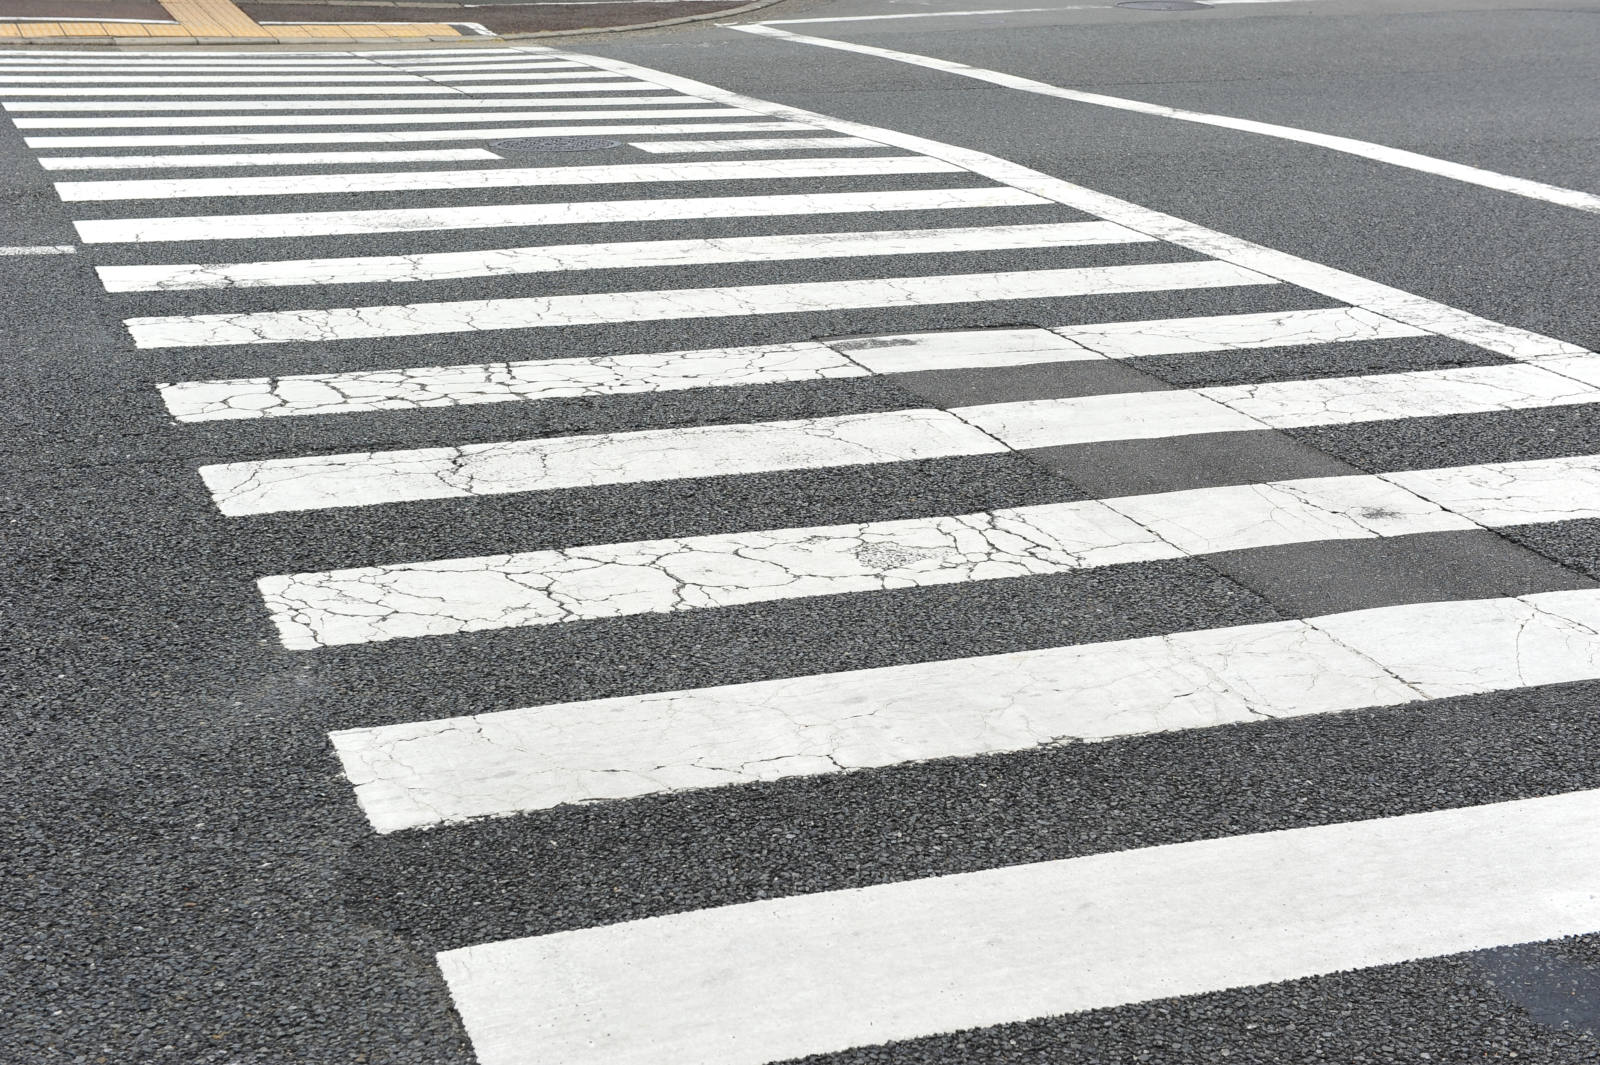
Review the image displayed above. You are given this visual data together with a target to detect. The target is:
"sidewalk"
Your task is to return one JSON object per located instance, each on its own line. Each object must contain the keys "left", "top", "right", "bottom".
{"left": 0, "top": 0, "right": 767, "bottom": 44}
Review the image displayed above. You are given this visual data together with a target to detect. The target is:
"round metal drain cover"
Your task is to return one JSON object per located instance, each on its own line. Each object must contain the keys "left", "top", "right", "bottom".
{"left": 491, "top": 136, "right": 621, "bottom": 153}
{"left": 1116, "top": 0, "right": 1211, "bottom": 8}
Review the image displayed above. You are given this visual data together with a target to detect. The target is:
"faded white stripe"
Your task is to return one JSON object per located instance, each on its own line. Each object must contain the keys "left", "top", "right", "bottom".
{"left": 0, "top": 244, "right": 75, "bottom": 255}
{"left": 16, "top": 107, "right": 750, "bottom": 129}
{"left": 35, "top": 121, "right": 806, "bottom": 153}
{"left": 76, "top": 186, "right": 1047, "bottom": 243}
{"left": 253, "top": 466, "right": 1482, "bottom": 647}
{"left": 3, "top": 95, "right": 694, "bottom": 111}
{"left": 104, "top": 221, "right": 1148, "bottom": 291}
{"left": 439, "top": 788, "right": 1600, "bottom": 1065}
{"left": 39, "top": 149, "right": 501, "bottom": 171}
{"left": 334, "top": 589, "right": 1600, "bottom": 828}
{"left": 56, "top": 154, "right": 952, "bottom": 201}
{"left": 126, "top": 261, "right": 1271, "bottom": 348}
{"left": 630, "top": 136, "right": 884, "bottom": 152}
{"left": 1, "top": 83, "right": 640, "bottom": 98}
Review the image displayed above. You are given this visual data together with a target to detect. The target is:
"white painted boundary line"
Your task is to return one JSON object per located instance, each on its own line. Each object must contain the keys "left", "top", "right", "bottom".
{"left": 439, "top": 787, "right": 1600, "bottom": 1065}
{"left": 754, "top": 7, "right": 1061, "bottom": 24}
{"left": 156, "top": 310, "right": 1419, "bottom": 420}
{"left": 253, "top": 456, "right": 1589, "bottom": 648}
{"left": 33, "top": 121, "right": 806, "bottom": 153}
{"left": 735, "top": 25, "right": 1600, "bottom": 216}
{"left": 0, "top": 244, "right": 75, "bottom": 256}
{"left": 125, "top": 260, "right": 1269, "bottom": 348}
{"left": 0, "top": 74, "right": 442, "bottom": 84}
{"left": 39, "top": 149, "right": 503, "bottom": 172}
{"left": 74, "top": 186, "right": 1048, "bottom": 244}
{"left": 0, "top": 85, "right": 637, "bottom": 98}
{"left": 17, "top": 106, "right": 746, "bottom": 129}
{"left": 104, "top": 221, "right": 1149, "bottom": 291}
{"left": 337, "top": 589, "right": 1600, "bottom": 828}
{"left": 631, "top": 136, "right": 885, "bottom": 153}
{"left": 3, "top": 96, "right": 698, "bottom": 112}
{"left": 564, "top": 47, "right": 1592, "bottom": 363}
{"left": 55, "top": 154, "right": 949, "bottom": 201}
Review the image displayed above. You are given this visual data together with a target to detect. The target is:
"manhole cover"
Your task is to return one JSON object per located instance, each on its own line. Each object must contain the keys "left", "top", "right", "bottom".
{"left": 1116, "top": 0, "right": 1211, "bottom": 9}
{"left": 491, "top": 137, "right": 621, "bottom": 153}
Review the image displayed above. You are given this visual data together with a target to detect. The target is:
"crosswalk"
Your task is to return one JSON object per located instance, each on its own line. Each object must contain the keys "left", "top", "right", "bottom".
{"left": 12, "top": 43, "right": 1600, "bottom": 1065}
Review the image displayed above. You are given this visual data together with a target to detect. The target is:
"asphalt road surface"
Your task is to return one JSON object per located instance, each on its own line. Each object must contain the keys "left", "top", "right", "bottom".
{"left": 6, "top": 2, "right": 1600, "bottom": 1062}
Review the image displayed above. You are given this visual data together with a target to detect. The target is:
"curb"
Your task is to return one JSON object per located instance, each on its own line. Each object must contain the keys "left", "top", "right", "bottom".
{"left": 0, "top": 0, "right": 780, "bottom": 48}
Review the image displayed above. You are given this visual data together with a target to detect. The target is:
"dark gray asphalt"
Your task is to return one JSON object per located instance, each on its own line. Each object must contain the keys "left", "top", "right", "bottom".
{"left": 5, "top": 2, "right": 1600, "bottom": 1062}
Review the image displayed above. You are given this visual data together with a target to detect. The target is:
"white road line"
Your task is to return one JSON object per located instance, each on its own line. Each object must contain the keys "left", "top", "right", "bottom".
{"left": 127, "top": 260, "right": 1270, "bottom": 348}
{"left": 17, "top": 106, "right": 750, "bottom": 129}
{"left": 75, "top": 186, "right": 1047, "bottom": 243}
{"left": 571, "top": 50, "right": 1591, "bottom": 363}
{"left": 250, "top": 457, "right": 1530, "bottom": 647}
{"left": 836, "top": 308, "right": 1427, "bottom": 372}
{"left": 438, "top": 788, "right": 1600, "bottom": 1065}
{"left": 0, "top": 244, "right": 75, "bottom": 255}
{"left": 0, "top": 84, "right": 644, "bottom": 97}
{"left": 104, "top": 221, "right": 1149, "bottom": 290}
{"left": 0, "top": 74, "right": 436, "bottom": 84}
{"left": 161, "top": 341, "right": 863, "bottom": 422}
{"left": 57, "top": 154, "right": 933, "bottom": 201}
{"left": 33, "top": 121, "right": 806, "bottom": 152}
{"left": 0, "top": 63, "right": 422, "bottom": 72}
{"left": 755, "top": 7, "right": 1066, "bottom": 24}
{"left": 429, "top": 71, "right": 610, "bottom": 82}
{"left": 631, "top": 136, "right": 885, "bottom": 152}
{"left": 3, "top": 96, "right": 697, "bottom": 111}
{"left": 334, "top": 588, "right": 1600, "bottom": 828}
{"left": 39, "top": 149, "right": 503, "bottom": 171}
{"left": 208, "top": 357, "right": 1600, "bottom": 518}
{"left": 225, "top": 409, "right": 1009, "bottom": 522}
{"left": 155, "top": 309, "right": 1418, "bottom": 421}
{"left": 737, "top": 25, "right": 1600, "bottom": 216}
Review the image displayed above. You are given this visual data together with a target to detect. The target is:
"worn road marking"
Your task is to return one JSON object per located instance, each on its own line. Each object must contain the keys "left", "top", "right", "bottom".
{"left": 125, "top": 260, "right": 1270, "bottom": 347}
{"left": 17, "top": 107, "right": 754, "bottom": 129}
{"left": 334, "top": 589, "right": 1600, "bottom": 827}
{"left": 155, "top": 311, "right": 1421, "bottom": 420}
{"left": 3, "top": 95, "right": 697, "bottom": 111}
{"left": 0, "top": 244, "right": 76, "bottom": 255}
{"left": 76, "top": 186, "right": 1048, "bottom": 243}
{"left": 39, "top": 148, "right": 503, "bottom": 171}
{"left": 631, "top": 136, "right": 885, "bottom": 153}
{"left": 104, "top": 222, "right": 1148, "bottom": 290}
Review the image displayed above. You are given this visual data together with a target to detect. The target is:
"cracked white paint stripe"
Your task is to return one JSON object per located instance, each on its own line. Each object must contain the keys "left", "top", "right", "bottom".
{"left": 155, "top": 311, "right": 1416, "bottom": 421}
{"left": 4, "top": 96, "right": 699, "bottom": 111}
{"left": 254, "top": 467, "right": 1483, "bottom": 647}
{"left": 76, "top": 186, "right": 1048, "bottom": 244}
{"left": 161, "top": 341, "right": 863, "bottom": 422}
{"left": 125, "top": 261, "right": 1270, "bottom": 348}
{"left": 437, "top": 788, "right": 1600, "bottom": 1065}
{"left": 57, "top": 155, "right": 949, "bottom": 201}
{"left": 631, "top": 137, "right": 886, "bottom": 153}
{"left": 568, "top": 49, "right": 1590, "bottom": 362}
{"left": 207, "top": 409, "right": 1006, "bottom": 517}
{"left": 333, "top": 589, "right": 1600, "bottom": 828}
{"left": 104, "top": 222, "right": 1148, "bottom": 291}
{"left": 18, "top": 107, "right": 755, "bottom": 129}
{"left": 952, "top": 360, "right": 1600, "bottom": 449}
{"left": 39, "top": 149, "right": 503, "bottom": 171}
{"left": 38, "top": 122, "right": 810, "bottom": 155}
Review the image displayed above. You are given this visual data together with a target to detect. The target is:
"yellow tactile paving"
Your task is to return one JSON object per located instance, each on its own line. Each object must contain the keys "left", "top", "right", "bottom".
{"left": 0, "top": 0, "right": 469, "bottom": 41}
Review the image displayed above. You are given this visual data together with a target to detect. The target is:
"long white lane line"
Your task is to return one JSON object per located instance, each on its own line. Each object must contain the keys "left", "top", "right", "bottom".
{"left": 439, "top": 788, "right": 1600, "bottom": 1065}
{"left": 34, "top": 121, "right": 806, "bottom": 153}
{"left": 3, "top": 95, "right": 699, "bottom": 111}
{"left": 631, "top": 136, "right": 885, "bottom": 153}
{"left": 39, "top": 149, "right": 503, "bottom": 171}
{"left": 103, "top": 221, "right": 1149, "bottom": 291}
{"left": 735, "top": 24, "right": 1600, "bottom": 216}
{"left": 17, "top": 106, "right": 751, "bottom": 129}
{"left": 0, "top": 244, "right": 75, "bottom": 255}
{"left": 75, "top": 186, "right": 1048, "bottom": 243}
{"left": 256, "top": 465, "right": 1480, "bottom": 648}
{"left": 570, "top": 48, "right": 1590, "bottom": 364}
{"left": 156, "top": 310, "right": 1419, "bottom": 421}
{"left": 335, "top": 588, "right": 1600, "bottom": 829}
{"left": 55, "top": 154, "right": 949, "bottom": 201}
{"left": 125, "top": 260, "right": 1271, "bottom": 348}
{"left": 0, "top": 74, "right": 435, "bottom": 84}
{"left": 205, "top": 358, "right": 1600, "bottom": 517}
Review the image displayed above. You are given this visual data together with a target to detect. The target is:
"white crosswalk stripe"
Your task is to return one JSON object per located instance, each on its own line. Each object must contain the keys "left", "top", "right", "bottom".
{"left": 27, "top": 46, "right": 1600, "bottom": 1065}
